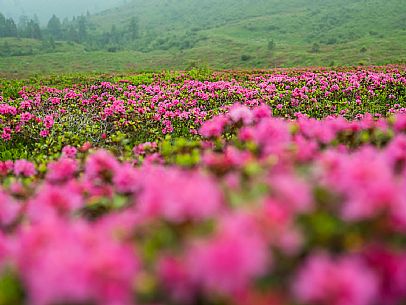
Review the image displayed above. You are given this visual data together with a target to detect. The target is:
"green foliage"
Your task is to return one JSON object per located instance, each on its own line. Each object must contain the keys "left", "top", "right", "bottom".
{"left": 186, "top": 65, "right": 212, "bottom": 80}
{"left": 0, "top": 142, "right": 29, "bottom": 161}
{"left": 0, "top": 66, "right": 404, "bottom": 162}
{"left": 311, "top": 43, "right": 320, "bottom": 53}
{"left": 0, "top": 13, "right": 17, "bottom": 38}
{"left": 0, "top": 271, "right": 24, "bottom": 305}
{"left": 161, "top": 137, "right": 201, "bottom": 167}
{"left": 47, "top": 14, "right": 62, "bottom": 40}
{"left": 267, "top": 39, "right": 275, "bottom": 51}
{"left": 241, "top": 54, "right": 251, "bottom": 62}
{"left": 1, "top": 0, "right": 406, "bottom": 76}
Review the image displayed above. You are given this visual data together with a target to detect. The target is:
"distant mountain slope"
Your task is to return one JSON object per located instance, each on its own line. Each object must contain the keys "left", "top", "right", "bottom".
{"left": 88, "top": 0, "right": 405, "bottom": 67}
{"left": 92, "top": 0, "right": 405, "bottom": 41}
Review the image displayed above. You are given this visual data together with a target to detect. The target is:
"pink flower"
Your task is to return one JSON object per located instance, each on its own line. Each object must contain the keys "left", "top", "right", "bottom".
{"left": 319, "top": 147, "right": 399, "bottom": 221}
{"left": 293, "top": 134, "right": 319, "bottom": 161}
{"left": 252, "top": 104, "right": 272, "bottom": 119}
{"left": 46, "top": 158, "right": 78, "bottom": 183}
{"left": 202, "top": 146, "right": 252, "bottom": 173}
{"left": 113, "top": 163, "right": 140, "bottom": 193}
{"left": 49, "top": 97, "right": 61, "bottom": 105}
{"left": 260, "top": 198, "right": 303, "bottom": 255}
{"left": 62, "top": 145, "right": 77, "bottom": 158}
{"left": 136, "top": 166, "right": 223, "bottom": 223}
{"left": 199, "top": 114, "right": 228, "bottom": 138}
{"left": 228, "top": 104, "right": 254, "bottom": 125}
{"left": 363, "top": 247, "right": 406, "bottom": 305}
{"left": 43, "top": 115, "right": 54, "bottom": 129}
{"left": 133, "top": 142, "right": 158, "bottom": 156}
{"left": 268, "top": 174, "right": 313, "bottom": 213}
{"left": 20, "top": 112, "right": 33, "bottom": 123}
{"left": 95, "top": 209, "right": 142, "bottom": 239}
{"left": 14, "top": 159, "right": 36, "bottom": 177}
{"left": 293, "top": 253, "right": 378, "bottom": 305}
{"left": 20, "top": 100, "right": 31, "bottom": 109}
{"left": 15, "top": 219, "right": 139, "bottom": 305}
{"left": 187, "top": 213, "right": 269, "bottom": 295}
{"left": 1, "top": 129, "right": 11, "bottom": 141}
{"left": 9, "top": 181, "right": 25, "bottom": 195}
{"left": 39, "top": 129, "right": 49, "bottom": 137}
{"left": 85, "top": 150, "right": 119, "bottom": 181}
{"left": 143, "top": 152, "right": 163, "bottom": 165}
{"left": 80, "top": 141, "right": 92, "bottom": 152}
{"left": 27, "top": 183, "right": 83, "bottom": 221}
{"left": 0, "top": 191, "right": 20, "bottom": 227}
{"left": 394, "top": 113, "right": 406, "bottom": 131}
{"left": 0, "top": 160, "right": 13, "bottom": 176}
{"left": 384, "top": 134, "right": 406, "bottom": 173}
{"left": 158, "top": 256, "right": 196, "bottom": 303}
{"left": 246, "top": 118, "right": 291, "bottom": 157}
{"left": 0, "top": 232, "right": 9, "bottom": 268}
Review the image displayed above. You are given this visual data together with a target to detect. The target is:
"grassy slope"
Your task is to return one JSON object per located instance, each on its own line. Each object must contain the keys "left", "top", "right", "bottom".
{"left": 0, "top": 0, "right": 405, "bottom": 78}
{"left": 0, "top": 37, "right": 85, "bottom": 54}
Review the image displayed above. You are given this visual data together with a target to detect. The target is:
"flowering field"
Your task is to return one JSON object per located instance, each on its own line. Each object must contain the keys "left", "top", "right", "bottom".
{"left": 0, "top": 65, "right": 405, "bottom": 305}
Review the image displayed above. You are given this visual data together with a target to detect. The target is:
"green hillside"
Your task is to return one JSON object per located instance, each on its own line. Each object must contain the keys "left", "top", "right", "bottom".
{"left": 91, "top": 0, "right": 405, "bottom": 53}
{"left": 0, "top": 37, "right": 84, "bottom": 57}
{"left": 0, "top": 0, "right": 405, "bottom": 77}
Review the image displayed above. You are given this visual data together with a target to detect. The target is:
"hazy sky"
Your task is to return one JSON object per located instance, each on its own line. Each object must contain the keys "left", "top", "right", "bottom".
{"left": 0, "top": 0, "right": 127, "bottom": 23}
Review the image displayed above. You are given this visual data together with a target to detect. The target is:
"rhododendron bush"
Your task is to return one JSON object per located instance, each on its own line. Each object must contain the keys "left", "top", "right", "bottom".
{"left": 0, "top": 66, "right": 405, "bottom": 305}
{"left": 0, "top": 66, "right": 404, "bottom": 160}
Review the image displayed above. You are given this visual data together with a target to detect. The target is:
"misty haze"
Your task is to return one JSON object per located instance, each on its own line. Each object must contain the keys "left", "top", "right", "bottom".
{"left": 0, "top": 0, "right": 127, "bottom": 23}
{"left": 0, "top": 1, "right": 405, "bottom": 305}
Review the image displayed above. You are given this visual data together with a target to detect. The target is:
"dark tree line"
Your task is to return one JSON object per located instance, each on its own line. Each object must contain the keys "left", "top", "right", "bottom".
{"left": 0, "top": 12, "right": 200, "bottom": 53}
{"left": 0, "top": 14, "right": 17, "bottom": 37}
{"left": 44, "top": 14, "right": 140, "bottom": 47}
{"left": 0, "top": 12, "right": 88, "bottom": 41}
{"left": 0, "top": 13, "right": 42, "bottom": 39}
{"left": 46, "top": 15, "right": 89, "bottom": 43}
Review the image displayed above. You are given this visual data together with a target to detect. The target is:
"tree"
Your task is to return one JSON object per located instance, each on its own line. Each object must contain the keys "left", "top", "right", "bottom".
{"left": 0, "top": 15, "right": 18, "bottom": 38}
{"left": 47, "top": 15, "right": 62, "bottom": 39}
{"left": 30, "top": 20, "right": 42, "bottom": 39}
{"left": 110, "top": 24, "right": 119, "bottom": 44}
{"left": 5, "top": 18, "right": 17, "bottom": 37}
{"left": 32, "top": 14, "right": 40, "bottom": 25}
{"left": 66, "top": 25, "right": 79, "bottom": 43}
{"left": 21, "top": 20, "right": 42, "bottom": 39}
{"left": 18, "top": 16, "right": 29, "bottom": 37}
{"left": 0, "top": 13, "right": 6, "bottom": 37}
{"left": 128, "top": 17, "right": 139, "bottom": 40}
{"left": 267, "top": 39, "right": 275, "bottom": 51}
{"left": 77, "top": 16, "right": 87, "bottom": 43}
{"left": 17, "top": 16, "right": 42, "bottom": 39}
{"left": 311, "top": 43, "right": 320, "bottom": 53}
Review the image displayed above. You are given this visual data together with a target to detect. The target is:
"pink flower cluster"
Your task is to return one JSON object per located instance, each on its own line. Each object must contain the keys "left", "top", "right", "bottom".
{"left": 0, "top": 159, "right": 36, "bottom": 177}
{"left": 15, "top": 219, "right": 139, "bottom": 305}
{"left": 293, "top": 253, "right": 378, "bottom": 305}
{"left": 0, "top": 107, "right": 404, "bottom": 304}
{"left": 0, "top": 66, "right": 404, "bottom": 142}
{"left": 0, "top": 66, "right": 405, "bottom": 304}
